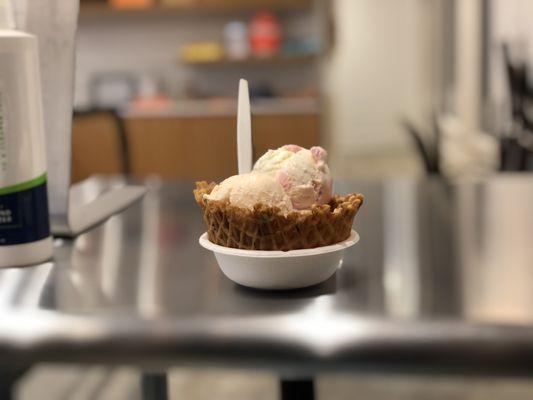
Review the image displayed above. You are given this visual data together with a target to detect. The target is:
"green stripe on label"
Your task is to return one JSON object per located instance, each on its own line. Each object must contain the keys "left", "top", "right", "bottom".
{"left": 0, "top": 173, "right": 47, "bottom": 196}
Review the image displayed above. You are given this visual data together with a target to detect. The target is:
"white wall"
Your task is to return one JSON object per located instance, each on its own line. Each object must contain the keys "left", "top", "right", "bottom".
{"left": 455, "top": 0, "right": 483, "bottom": 130}
{"left": 322, "top": 0, "right": 441, "bottom": 156}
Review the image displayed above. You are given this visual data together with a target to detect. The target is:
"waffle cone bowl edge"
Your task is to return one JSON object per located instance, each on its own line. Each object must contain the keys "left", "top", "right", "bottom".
{"left": 194, "top": 181, "right": 364, "bottom": 251}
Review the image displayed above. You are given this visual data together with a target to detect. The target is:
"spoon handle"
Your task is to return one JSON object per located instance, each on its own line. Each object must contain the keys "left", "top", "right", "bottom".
{"left": 237, "top": 79, "right": 253, "bottom": 174}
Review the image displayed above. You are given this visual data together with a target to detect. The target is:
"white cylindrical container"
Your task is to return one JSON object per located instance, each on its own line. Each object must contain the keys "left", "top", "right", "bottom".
{"left": 0, "top": 0, "right": 52, "bottom": 268}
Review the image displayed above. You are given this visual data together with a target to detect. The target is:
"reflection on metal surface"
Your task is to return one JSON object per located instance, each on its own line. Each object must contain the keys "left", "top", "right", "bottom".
{"left": 100, "top": 217, "right": 124, "bottom": 299}
{"left": 383, "top": 180, "right": 421, "bottom": 318}
{"left": 459, "top": 177, "right": 533, "bottom": 324}
{"left": 296, "top": 295, "right": 368, "bottom": 356}
{"left": 0, "top": 269, "right": 25, "bottom": 307}
{"left": 1, "top": 179, "right": 533, "bottom": 372}
{"left": 16, "top": 263, "right": 54, "bottom": 308}
{"left": 137, "top": 184, "right": 161, "bottom": 317}
{"left": 69, "top": 215, "right": 124, "bottom": 306}
{"left": 0, "top": 263, "right": 53, "bottom": 308}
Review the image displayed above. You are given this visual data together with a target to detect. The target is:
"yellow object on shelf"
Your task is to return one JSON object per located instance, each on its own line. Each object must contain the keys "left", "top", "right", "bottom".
{"left": 180, "top": 42, "right": 224, "bottom": 63}
{"left": 160, "top": 0, "right": 195, "bottom": 6}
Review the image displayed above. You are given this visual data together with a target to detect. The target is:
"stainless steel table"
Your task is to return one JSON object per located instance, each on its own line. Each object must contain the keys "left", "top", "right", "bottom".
{"left": 1, "top": 176, "right": 533, "bottom": 399}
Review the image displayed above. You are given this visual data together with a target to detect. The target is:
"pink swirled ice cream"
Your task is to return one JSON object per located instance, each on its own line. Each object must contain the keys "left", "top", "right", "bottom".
{"left": 204, "top": 145, "right": 333, "bottom": 212}
{"left": 253, "top": 145, "right": 332, "bottom": 209}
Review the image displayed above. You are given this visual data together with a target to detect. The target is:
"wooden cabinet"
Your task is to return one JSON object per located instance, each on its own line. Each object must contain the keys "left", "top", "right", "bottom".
{"left": 72, "top": 113, "right": 320, "bottom": 183}
{"left": 71, "top": 112, "right": 127, "bottom": 183}
{"left": 251, "top": 115, "right": 319, "bottom": 162}
{"left": 126, "top": 117, "right": 238, "bottom": 182}
{"left": 126, "top": 114, "right": 320, "bottom": 181}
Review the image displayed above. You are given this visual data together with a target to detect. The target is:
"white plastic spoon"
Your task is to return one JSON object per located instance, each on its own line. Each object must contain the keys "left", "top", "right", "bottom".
{"left": 237, "top": 79, "right": 253, "bottom": 174}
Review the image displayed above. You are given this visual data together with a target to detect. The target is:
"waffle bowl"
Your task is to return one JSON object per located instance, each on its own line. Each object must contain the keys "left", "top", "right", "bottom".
{"left": 194, "top": 181, "right": 364, "bottom": 251}
{"left": 195, "top": 181, "right": 364, "bottom": 289}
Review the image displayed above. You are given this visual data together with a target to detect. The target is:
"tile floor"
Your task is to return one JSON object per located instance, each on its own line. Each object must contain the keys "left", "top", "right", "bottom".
{"left": 16, "top": 366, "right": 533, "bottom": 400}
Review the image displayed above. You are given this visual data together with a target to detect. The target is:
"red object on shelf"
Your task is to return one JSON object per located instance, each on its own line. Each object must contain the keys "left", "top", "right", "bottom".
{"left": 110, "top": 0, "right": 154, "bottom": 9}
{"left": 249, "top": 11, "right": 282, "bottom": 57}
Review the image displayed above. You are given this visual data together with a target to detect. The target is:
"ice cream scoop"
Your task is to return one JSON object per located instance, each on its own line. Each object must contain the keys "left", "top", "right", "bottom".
{"left": 205, "top": 172, "right": 293, "bottom": 213}
{"left": 204, "top": 145, "right": 333, "bottom": 212}
{"left": 253, "top": 145, "right": 333, "bottom": 210}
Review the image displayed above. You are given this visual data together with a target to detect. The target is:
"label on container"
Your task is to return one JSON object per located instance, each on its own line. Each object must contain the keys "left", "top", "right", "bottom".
{"left": 0, "top": 173, "right": 50, "bottom": 246}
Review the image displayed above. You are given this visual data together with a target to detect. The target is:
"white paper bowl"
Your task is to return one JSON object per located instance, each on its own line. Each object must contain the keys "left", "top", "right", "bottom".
{"left": 199, "top": 230, "right": 359, "bottom": 290}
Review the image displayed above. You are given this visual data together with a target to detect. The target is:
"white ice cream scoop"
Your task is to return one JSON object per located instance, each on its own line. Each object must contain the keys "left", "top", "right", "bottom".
{"left": 205, "top": 172, "right": 293, "bottom": 214}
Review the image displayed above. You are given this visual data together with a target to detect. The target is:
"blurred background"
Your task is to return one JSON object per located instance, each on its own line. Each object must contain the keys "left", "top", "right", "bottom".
{"left": 71, "top": 0, "right": 533, "bottom": 185}
{"left": 14, "top": 0, "right": 533, "bottom": 399}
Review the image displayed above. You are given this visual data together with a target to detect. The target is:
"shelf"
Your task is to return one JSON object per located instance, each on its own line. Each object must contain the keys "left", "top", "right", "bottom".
{"left": 121, "top": 97, "right": 320, "bottom": 118}
{"left": 182, "top": 54, "right": 317, "bottom": 67}
{"left": 79, "top": 0, "right": 313, "bottom": 16}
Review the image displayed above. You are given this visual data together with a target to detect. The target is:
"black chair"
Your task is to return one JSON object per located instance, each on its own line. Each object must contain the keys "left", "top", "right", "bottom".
{"left": 501, "top": 43, "right": 533, "bottom": 171}
{"left": 401, "top": 117, "right": 440, "bottom": 175}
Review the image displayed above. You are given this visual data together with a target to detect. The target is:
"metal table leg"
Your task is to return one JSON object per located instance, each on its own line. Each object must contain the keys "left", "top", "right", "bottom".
{"left": 0, "top": 380, "right": 12, "bottom": 400}
{"left": 0, "top": 369, "right": 27, "bottom": 400}
{"left": 280, "top": 378, "right": 315, "bottom": 400}
{"left": 141, "top": 372, "right": 168, "bottom": 400}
